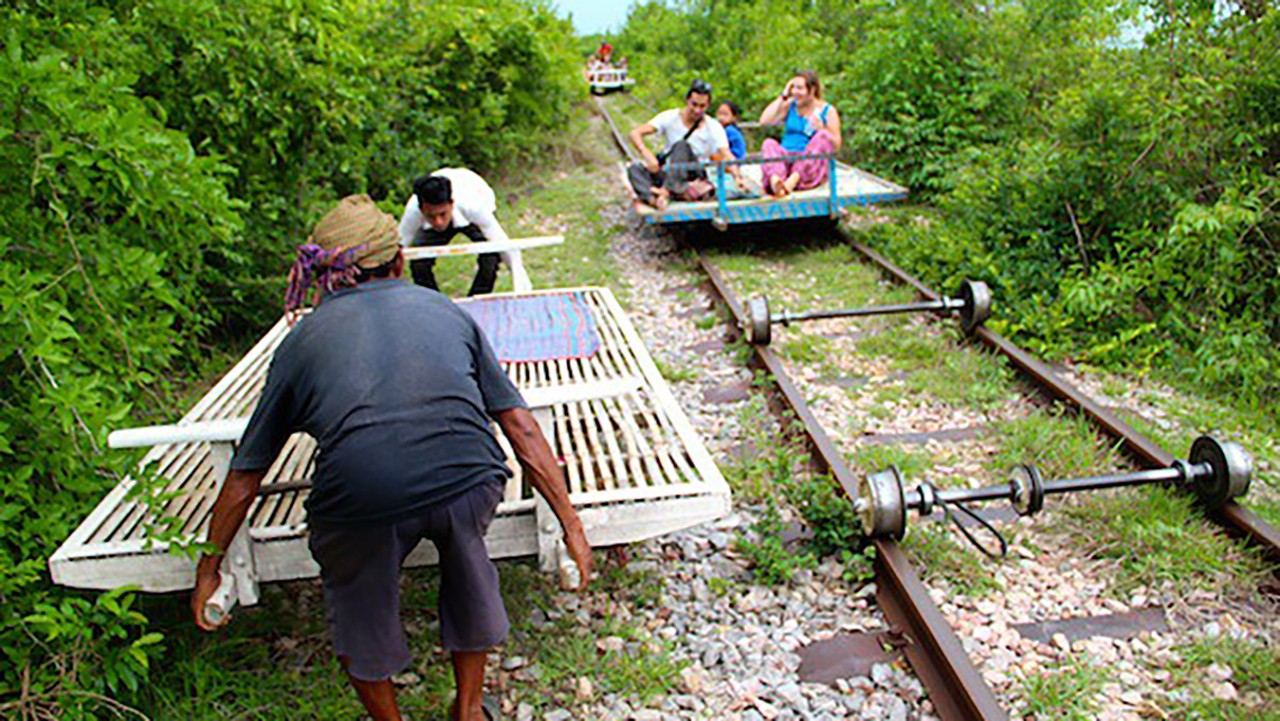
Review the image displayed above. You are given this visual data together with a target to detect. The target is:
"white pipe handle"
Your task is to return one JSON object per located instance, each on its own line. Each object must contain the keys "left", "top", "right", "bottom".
{"left": 202, "top": 573, "right": 237, "bottom": 627}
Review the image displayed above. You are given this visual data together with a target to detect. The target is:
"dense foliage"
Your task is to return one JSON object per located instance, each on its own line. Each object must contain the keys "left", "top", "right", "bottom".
{"left": 616, "top": 0, "right": 1278, "bottom": 409}
{"left": 0, "top": 0, "right": 576, "bottom": 716}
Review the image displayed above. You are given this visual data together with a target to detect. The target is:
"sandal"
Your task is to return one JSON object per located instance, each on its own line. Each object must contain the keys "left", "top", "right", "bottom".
{"left": 481, "top": 694, "right": 499, "bottom": 721}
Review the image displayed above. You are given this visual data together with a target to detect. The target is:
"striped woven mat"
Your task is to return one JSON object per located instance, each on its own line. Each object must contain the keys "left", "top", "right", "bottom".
{"left": 459, "top": 292, "right": 601, "bottom": 362}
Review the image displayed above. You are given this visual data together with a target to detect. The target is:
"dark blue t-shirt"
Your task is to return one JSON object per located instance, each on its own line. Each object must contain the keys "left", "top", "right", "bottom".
{"left": 230, "top": 279, "right": 525, "bottom": 525}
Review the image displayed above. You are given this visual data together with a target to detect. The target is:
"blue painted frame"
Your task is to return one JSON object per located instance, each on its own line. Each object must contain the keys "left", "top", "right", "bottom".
{"left": 642, "top": 158, "right": 907, "bottom": 227}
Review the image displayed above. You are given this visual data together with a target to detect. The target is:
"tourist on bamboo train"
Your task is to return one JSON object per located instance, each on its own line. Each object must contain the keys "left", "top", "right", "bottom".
{"left": 192, "top": 195, "right": 593, "bottom": 721}
{"left": 716, "top": 101, "right": 748, "bottom": 160}
{"left": 398, "top": 168, "right": 518, "bottom": 297}
{"left": 626, "top": 78, "right": 742, "bottom": 210}
{"left": 756, "top": 70, "right": 843, "bottom": 197}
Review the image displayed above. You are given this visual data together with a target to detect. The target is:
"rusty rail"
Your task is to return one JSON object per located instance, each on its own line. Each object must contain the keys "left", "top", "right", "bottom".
{"left": 699, "top": 257, "right": 1008, "bottom": 721}
{"left": 845, "top": 239, "right": 1280, "bottom": 563}
{"left": 594, "top": 96, "right": 637, "bottom": 163}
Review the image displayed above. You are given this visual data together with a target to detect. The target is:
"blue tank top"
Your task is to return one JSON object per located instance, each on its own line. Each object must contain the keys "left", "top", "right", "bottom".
{"left": 782, "top": 101, "right": 830, "bottom": 152}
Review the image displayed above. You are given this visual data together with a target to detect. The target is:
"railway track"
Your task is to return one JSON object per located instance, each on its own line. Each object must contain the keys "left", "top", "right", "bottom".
{"left": 595, "top": 94, "right": 1279, "bottom": 719}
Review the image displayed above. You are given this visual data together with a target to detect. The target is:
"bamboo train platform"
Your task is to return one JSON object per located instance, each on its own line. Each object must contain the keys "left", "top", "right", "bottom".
{"left": 625, "top": 161, "right": 908, "bottom": 227}
{"left": 49, "top": 286, "right": 731, "bottom": 603}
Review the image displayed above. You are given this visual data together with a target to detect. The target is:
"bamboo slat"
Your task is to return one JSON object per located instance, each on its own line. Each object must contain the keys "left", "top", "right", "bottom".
{"left": 70, "top": 288, "right": 727, "bottom": 554}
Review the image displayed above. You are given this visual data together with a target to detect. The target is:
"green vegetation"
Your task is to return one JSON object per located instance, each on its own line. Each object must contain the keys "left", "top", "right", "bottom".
{"left": 722, "top": 393, "right": 804, "bottom": 504}
{"left": 857, "top": 327, "right": 950, "bottom": 368}
{"left": 135, "top": 557, "right": 683, "bottom": 719}
{"left": 845, "top": 444, "right": 935, "bottom": 482}
{"left": 1165, "top": 637, "right": 1280, "bottom": 720}
{"left": 901, "top": 523, "right": 1003, "bottom": 598}
{"left": 1017, "top": 654, "right": 1108, "bottom": 720}
{"left": 655, "top": 358, "right": 698, "bottom": 384}
{"left": 734, "top": 501, "right": 817, "bottom": 585}
{"left": 902, "top": 343, "right": 1018, "bottom": 410}
{"left": 1058, "top": 485, "right": 1270, "bottom": 597}
{"left": 619, "top": 0, "right": 1279, "bottom": 432}
{"left": 1, "top": 0, "right": 582, "bottom": 715}
{"left": 6, "top": 0, "right": 1277, "bottom": 715}
{"left": 506, "top": 563, "right": 683, "bottom": 712}
{"left": 725, "top": 393, "right": 875, "bottom": 583}
{"left": 989, "top": 408, "right": 1120, "bottom": 481}
{"left": 781, "top": 334, "right": 836, "bottom": 367}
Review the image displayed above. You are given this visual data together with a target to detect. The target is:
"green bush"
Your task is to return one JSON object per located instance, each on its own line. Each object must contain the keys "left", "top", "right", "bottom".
{"left": 1, "top": 6, "right": 240, "bottom": 714}
{"left": 1, "top": 0, "right": 580, "bottom": 716}
{"left": 617, "top": 0, "right": 1278, "bottom": 414}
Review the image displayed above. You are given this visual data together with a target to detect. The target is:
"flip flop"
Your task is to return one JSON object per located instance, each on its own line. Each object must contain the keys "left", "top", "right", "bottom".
{"left": 481, "top": 694, "right": 500, "bottom": 721}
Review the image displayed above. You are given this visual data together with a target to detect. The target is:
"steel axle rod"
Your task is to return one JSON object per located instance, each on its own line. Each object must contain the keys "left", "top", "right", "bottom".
{"left": 854, "top": 436, "right": 1252, "bottom": 540}
{"left": 776, "top": 297, "right": 965, "bottom": 324}
{"left": 745, "top": 280, "right": 990, "bottom": 345}
{"left": 921, "top": 464, "right": 1195, "bottom": 508}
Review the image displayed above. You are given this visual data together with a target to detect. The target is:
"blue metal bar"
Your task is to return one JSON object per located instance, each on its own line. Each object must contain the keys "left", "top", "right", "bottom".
{"left": 828, "top": 156, "right": 838, "bottom": 218}
{"left": 715, "top": 162, "right": 728, "bottom": 226}
{"left": 664, "top": 151, "right": 836, "bottom": 172}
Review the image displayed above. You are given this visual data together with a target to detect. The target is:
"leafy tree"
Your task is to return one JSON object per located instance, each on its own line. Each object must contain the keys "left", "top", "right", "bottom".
{"left": 0, "top": 0, "right": 580, "bottom": 715}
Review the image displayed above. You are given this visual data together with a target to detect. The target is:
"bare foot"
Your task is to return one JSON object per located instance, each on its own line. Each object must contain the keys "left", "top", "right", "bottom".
{"left": 783, "top": 172, "right": 801, "bottom": 195}
{"left": 768, "top": 175, "right": 788, "bottom": 198}
{"left": 652, "top": 188, "right": 670, "bottom": 211}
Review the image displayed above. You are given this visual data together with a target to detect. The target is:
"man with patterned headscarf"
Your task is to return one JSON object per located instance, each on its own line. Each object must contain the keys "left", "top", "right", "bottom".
{"left": 193, "top": 195, "right": 592, "bottom": 721}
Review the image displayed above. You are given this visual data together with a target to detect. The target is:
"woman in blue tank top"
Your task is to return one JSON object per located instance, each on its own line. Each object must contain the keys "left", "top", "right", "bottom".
{"left": 757, "top": 70, "right": 843, "bottom": 197}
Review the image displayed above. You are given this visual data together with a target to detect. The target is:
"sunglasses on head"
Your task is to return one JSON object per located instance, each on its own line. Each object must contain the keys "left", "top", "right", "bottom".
{"left": 689, "top": 79, "right": 712, "bottom": 95}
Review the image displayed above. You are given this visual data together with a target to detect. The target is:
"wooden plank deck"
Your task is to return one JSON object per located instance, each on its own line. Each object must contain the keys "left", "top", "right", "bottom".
{"left": 627, "top": 162, "right": 907, "bottom": 226}
{"left": 50, "top": 287, "right": 730, "bottom": 592}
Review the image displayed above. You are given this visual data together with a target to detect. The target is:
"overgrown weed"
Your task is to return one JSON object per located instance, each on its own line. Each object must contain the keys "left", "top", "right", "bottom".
{"left": 1056, "top": 485, "right": 1271, "bottom": 597}
{"left": 1163, "top": 637, "right": 1280, "bottom": 719}
{"left": 1016, "top": 654, "right": 1107, "bottom": 720}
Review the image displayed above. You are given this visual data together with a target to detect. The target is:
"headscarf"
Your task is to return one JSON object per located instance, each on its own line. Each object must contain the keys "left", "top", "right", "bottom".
{"left": 284, "top": 194, "right": 401, "bottom": 316}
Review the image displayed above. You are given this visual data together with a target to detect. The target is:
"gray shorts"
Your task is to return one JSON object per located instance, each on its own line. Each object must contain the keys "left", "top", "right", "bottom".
{"left": 307, "top": 480, "right": 508, "bottom": 681}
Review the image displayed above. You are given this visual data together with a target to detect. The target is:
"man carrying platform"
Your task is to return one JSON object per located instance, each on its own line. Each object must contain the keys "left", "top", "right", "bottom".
{"left": 193, "top": 195, "right": 592, "bottom": 721}
{"left": 626, "top": 78, "right": 742, "bottom": 210}
{"left": 399, "top": 168, "right": 518, "bottom": 297}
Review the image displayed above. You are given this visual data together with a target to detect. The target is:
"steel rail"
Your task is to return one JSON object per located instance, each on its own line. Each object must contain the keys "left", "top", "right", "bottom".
{"left": 596, "top": 95, "right": 1005, "bottom": 718}
{"left": 699, "top": 257, "right": 1008, "bottom": 721}
{"left": 594, "top": 96, "right": 637, "bottom": 163}
{"left": 844, "top": 239, "right": 1280, "bottom": 562}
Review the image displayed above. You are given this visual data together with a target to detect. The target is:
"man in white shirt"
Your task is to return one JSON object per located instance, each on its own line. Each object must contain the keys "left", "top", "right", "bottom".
{"left": 626, "top": 79, "right": 740, "bottom": 210}
{"left": 398, "top": 169, "right": 517, "bottom": 296}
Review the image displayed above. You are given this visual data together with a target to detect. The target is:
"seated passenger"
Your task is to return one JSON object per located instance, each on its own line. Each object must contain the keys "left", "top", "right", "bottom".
{"left": 626, "top": 79, "right": 741, "bottom": 210}
{"left": 756, "top": 70, "right": 843, "bottom": 197}
{"left": 715, "top": 101, "right": 748, "bottom": 160}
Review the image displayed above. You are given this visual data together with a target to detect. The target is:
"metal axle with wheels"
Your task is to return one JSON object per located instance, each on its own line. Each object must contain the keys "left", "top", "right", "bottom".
{"left": 744, "top": 279, "right": 992, "bottom": 345}
{"left": 854, "top": 436, "right": 1252, "bottom": 551}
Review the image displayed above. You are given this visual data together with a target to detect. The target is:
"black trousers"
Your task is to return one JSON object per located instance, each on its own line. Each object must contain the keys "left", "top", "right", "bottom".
{"left": 407, "top": 223, "right": 500, "bottom": 296}
{"left": 626, "top": 140, "right": 705, "bottom": 203}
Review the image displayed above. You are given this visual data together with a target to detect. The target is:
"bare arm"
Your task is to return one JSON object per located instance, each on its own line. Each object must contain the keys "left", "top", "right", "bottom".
{"left": 494, "top": 407, "right": 593, "bottom": 589}
{"left": 192, "top": 467, "right": 267, "bottom": 630}
{"left": 629, "top": 123, "right": 661, "bottom": 173}
{"left": 759, "top": 79, "right": 794, "bottom": 125}
{"left": 398, "top": 196, "right": 423, "bottom": 246}
{"left": 823, "top": 105, "right": 843, "bottom": 152}
{"left": 711, "top": 147, "right": 744, "bottom": 182}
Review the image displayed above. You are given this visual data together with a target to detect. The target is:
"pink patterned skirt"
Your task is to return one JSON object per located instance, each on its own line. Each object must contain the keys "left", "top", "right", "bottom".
{"left": 760, "top": 129, "right": 837, "bottom": 194}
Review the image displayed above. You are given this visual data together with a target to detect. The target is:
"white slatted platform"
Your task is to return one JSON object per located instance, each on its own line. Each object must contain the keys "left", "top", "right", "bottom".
{"left": 50, "top": 287, "right": 730, "bottom": 595}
